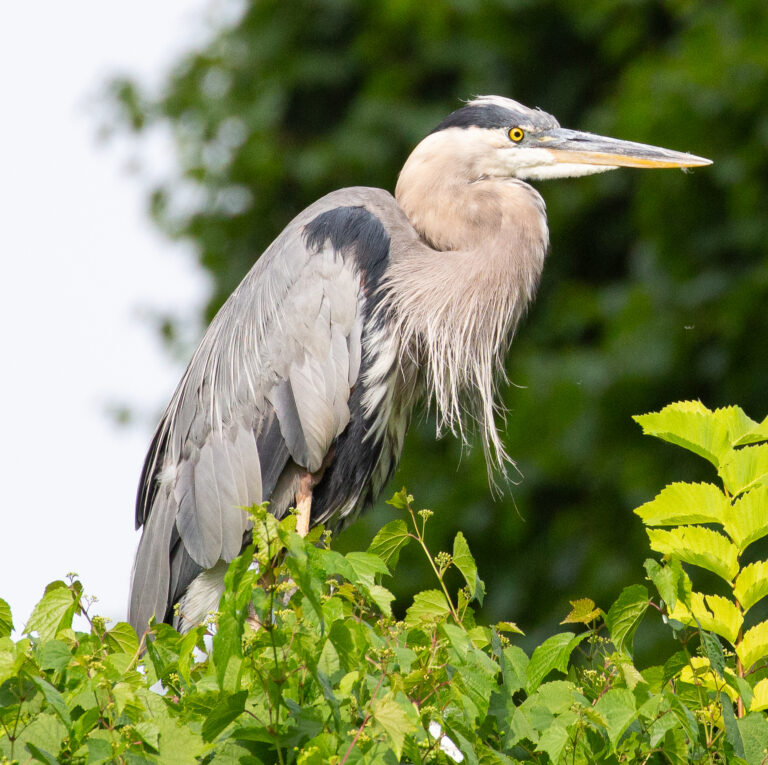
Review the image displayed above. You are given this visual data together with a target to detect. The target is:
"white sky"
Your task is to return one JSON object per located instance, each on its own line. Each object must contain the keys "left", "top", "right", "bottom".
{"left": 0, "top": 2, "right": 222, "bottom": 629}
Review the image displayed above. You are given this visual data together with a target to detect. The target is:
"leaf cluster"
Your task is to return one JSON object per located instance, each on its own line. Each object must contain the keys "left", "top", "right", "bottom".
{"left": 4, "top": 403, "right": 768, "bottom": 762}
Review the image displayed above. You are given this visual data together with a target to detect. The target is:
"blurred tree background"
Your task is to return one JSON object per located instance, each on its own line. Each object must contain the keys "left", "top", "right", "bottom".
{"left": 109, "top": 0, "right": 768, "bottom": 656}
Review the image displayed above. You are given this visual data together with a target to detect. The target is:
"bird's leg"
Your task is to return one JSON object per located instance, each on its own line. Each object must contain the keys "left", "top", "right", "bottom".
{"left": 295, "top": 473, "right": 314, "bottom": 537}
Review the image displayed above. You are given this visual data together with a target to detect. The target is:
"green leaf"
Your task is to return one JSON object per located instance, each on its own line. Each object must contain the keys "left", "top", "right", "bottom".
{"left": 202, "top": 690, "right": 247, "bottom": 742}
{"left": 733, "top": 415, "right": 768, "bottom": 446}
{"left": 496, "top": 620, "right": 524, "bottom": 635}
{"left": 737, "top": 621, "right": 768, "bottom": 671}
{"left": 152, "top": 706, "right": 207, "bottom": 764}
{"left": 635, "top": 482, "right": 729, "bottom": 527}
{"left": 595, "top": 688, "right": 637, "bottom": 747}
{"left": 367, "top": 519, "right": 411, "bottom": 570}
{"left": 25, "top": 585, "right": 77, "bottom": 641}
{"left": 38, "top": 640, "right": 72, "bottom": 673}
{"left": 605, "top": 584, "right": 649, "bottom": 656}
{"left": 371, "top": 693, "right": 416, "bottom": 759}
{"left": 647, "top": 526, "right": 739, "bottom": 582}
{"left": 105, "top": 622, "right": 139, "bottom": 656}
{"left": 405, "top": 590, "right": 451, "bottom": 625}
{"left": 344, "top": 551, "right": 390, "bottom": 587}
{"left": 750, "top": 679, "right": 768, "bottom": 712}
{"left": 721, "top": 698, "right": 746, "bottom": 759}
{"left": 737, "top": 713, "right": 768, "bottom": 765}
{"left": 715, "top": 406, "right": 760, "bottom": 444}
{"left": 536, "top": 724, "right": 569, "bottom": 762}
{"left": 25, "top": 742, "right": 61, "bottom": 765}
{"left": 0, "top": 599, "right": 12, "bottom": 638}
{"left": 29, "top": 676, "right": 71, "bottom": 727}
{"left": 723, "top": 486, "right": 768, "bottom": 552}
{"left": 720, "top": 444, "right": 768, "bottom": 496}
{"left": 699, "top": 630, "right": 726, "bottom": 678}
{"left": 634, "top": 402, "right": 732, "bottom": 466}
{"left": 560, "top": 597, "right": 601, "bottom": 624}
{"left": 452, "top": 531, "right": 484, "bottom": 603}
{"left": 501, "top": 645, "right": 529, "bottom": 693}
{"left": 526, "top": 632, "right": 586, "bottom": 693}
{"left": 644, "top": 558, "right": 684, "bottom": 610}
{"left": 691, "top": 593, "right": 742, "bottom": 645}
{"left": 386, "top": 488, "right": 413, "bottom": 511}
{"left": 366, "top": 584, "right": 395, "bottom": 615}
{"left": 735, "top": 560, "right": 768, "bottom": 612}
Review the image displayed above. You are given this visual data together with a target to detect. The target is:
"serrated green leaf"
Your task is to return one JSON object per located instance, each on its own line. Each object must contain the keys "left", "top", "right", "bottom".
{"left": 733, "top": 415, "right": 768, "bottom": 446}
{"left": 452, "top": 531, "right": 484, "bottom": 603}
{"left": 560, "top": 597, "right": 601, "bottom": 624}
{"left": 202, "top": 690, "right": 247, "bottom": 742}
{"left": 526, "top": 632, "right": 587, "bottom": 693}
{"left": 371, "top": 694, "right": 416, "bottom": 759}
{"left": 501, "top": 645, "right": 529, "bottom": 693}
{"left": 635, "top": 482, "right": 729, "bottom": 527}
{"left": 735, "top": 560, "right": 768, "bottom": 613}
{"left": 668, "top": 592, "right": 743, "bottom": 645}
{"left": 605, "top": 584, "right": 649, "bottom": 656}
{"left": 644, "top": 557, "right": 691, "bottom": 612}
{"left": 700, "top": 630, "right": 726, "bottom": 678}
{"left": 724, "top": 486, "right": 768, "bottom": 552}
{"left": 153, "top": 707, "right": 207, "bottom": 764}
{"left": 37, "top": 640, "right": 72, "bottom": 673}
{"left": 405, "top": 590, "right": 451, "bottom": 625}
{"left": 738, "top": 621, "right": 768, "bottom": 671}
{"left": 366, "top": 584, "right": 395, "bottom": 615}
{"left": 720, "top": 444, "right": 768, "bottom": 497}
{"left": 536, "top": 724, "right": 569, "bottom": 762}
{"left": 386, "top": 488, "right": 413, "bottom": 511}
{"left": 367, "top": 519, "right": 410, "bottom": 569}
{"left": 344, "top": 552, "right": 390, "bottom": 588}
{"left": 699, "top": 594, "right": 743, "bottom": 646}
{"left": 105, "top": 622, "right": 139, "bottom": 656}
{"left": 714, "top": 406, "right": 759, "bottom": 443}
{"left": 536, "top": 680, "right": 579, "bottom": 714}
{"left": 719, "top": 700, "right": 745, "bottom": 763}
{"left": 25, "top": 742, "right": 61, "bottom": 765}
{"left": 595, "top": 688, "right": 637, "bottom": 747}
{"left": 0, "top": 599, "right": 12, "bottom": 638}
{"left": 29, "top": 676, "right": 71, "bottom": 726}
{"left": 750, "top": 678, "right": 768, "bottom": 712}
{"left": 25, "top": 585, "right": 77, "bottom": 642}
{"left": 634, "top": 402, "right": 732, "bottom": 466}
{"left": 737, "top": 712, "right": 768, "bottom": 765}
{"left": 647, "top": 526, "right": 739, "bottom": 582}
{"left": 645, "top": 559, "right": 675, "bottom": 609}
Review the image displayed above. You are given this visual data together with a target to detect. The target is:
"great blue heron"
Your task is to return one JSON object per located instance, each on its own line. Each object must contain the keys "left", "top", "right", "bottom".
{"left": 129, "top": 96, "right": 710, "bottom": 634}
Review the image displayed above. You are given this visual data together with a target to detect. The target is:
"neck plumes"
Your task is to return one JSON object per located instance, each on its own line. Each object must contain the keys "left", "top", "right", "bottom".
{"left": 384, "top": 133, "right": 550, "bottom": 476}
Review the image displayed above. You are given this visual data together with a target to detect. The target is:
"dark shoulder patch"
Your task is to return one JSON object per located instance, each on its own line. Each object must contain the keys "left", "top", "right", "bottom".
{"left": 303, "top": 206, "right": 391, "bottom": 293}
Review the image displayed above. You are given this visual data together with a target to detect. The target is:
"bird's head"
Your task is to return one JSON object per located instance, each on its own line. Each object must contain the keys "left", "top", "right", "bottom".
{"left": 415, "top": 95, "right": 712, "bottom": 182}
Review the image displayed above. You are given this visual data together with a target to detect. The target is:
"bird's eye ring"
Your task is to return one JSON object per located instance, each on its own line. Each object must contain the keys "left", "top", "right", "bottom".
{"left": 508, "top": 127, "right": 525, "bottom": 143}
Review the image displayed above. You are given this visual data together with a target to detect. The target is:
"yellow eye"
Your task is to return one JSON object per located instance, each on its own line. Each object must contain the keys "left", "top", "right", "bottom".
{"left": 508, "top": 127, "right": 525, "bottom": 143}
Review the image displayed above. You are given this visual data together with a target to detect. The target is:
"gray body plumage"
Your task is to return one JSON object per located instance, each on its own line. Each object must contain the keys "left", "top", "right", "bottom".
{"left": 129, "top": 96, "right": 710, "bottom": 633}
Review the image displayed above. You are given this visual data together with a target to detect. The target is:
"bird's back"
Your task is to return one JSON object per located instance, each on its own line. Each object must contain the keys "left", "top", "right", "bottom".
{"left": 129, "top": 187, "right": 421, "bottom": 632}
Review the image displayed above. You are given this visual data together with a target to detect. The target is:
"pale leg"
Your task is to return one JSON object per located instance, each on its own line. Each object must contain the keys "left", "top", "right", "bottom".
{"left": 295, "top": 474, "right": 313, "bottom": 537}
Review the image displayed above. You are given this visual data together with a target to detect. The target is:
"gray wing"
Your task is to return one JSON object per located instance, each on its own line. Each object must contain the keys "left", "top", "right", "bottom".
{"left": 128, "top": 191, "right": 392, "bottom": 632}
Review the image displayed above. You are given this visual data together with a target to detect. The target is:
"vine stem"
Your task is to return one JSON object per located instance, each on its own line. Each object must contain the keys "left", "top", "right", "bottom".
{"left": 406, "top": 502, "right": 461, "bottom": 624}
{"left": 340, "top": 667, "right": 386, "bottom": 765}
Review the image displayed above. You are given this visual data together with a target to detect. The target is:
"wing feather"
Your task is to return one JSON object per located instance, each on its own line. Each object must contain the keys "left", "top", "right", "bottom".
{"left": 129, "top": 190, "right": 395, "bottom": 632}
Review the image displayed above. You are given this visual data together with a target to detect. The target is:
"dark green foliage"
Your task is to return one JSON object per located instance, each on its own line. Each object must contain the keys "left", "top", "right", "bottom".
{"left": 107, "top": 0, "right": 768, "bottom": 650}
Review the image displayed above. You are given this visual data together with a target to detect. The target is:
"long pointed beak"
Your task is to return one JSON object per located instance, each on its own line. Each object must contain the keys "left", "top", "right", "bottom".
{"left": 534, "top": 128, "right": 712, "bottom": 169}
